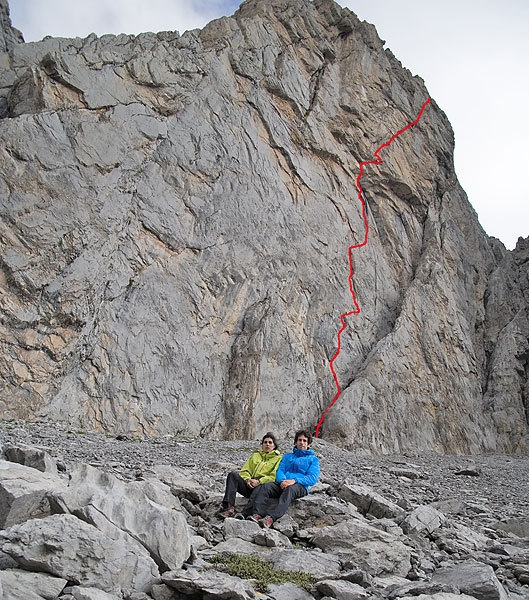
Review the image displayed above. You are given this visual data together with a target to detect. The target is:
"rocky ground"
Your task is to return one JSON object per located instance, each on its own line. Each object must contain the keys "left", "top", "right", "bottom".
{"left": 1, "top": 419, "right": 528, "bottom": 600}
{"left": 1, "top": 419, "right": 527, "bottom": 521}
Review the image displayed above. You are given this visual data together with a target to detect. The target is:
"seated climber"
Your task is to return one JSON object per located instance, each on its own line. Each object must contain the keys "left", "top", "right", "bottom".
{"left": 241, "top": 428, "right": 320, "bottom": 527}
{"left": 219, "top": 432, "right": 282, "bottom": 518}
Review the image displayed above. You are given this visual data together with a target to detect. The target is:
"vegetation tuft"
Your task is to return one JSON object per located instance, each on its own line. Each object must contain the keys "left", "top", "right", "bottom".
{"left": 208, "top": 552, "right": 316, "bottom": 592}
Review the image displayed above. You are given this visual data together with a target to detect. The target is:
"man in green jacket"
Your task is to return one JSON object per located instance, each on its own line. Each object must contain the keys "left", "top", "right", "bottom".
{"left": 220, "top": 432, "right": 281, "bottom": 518}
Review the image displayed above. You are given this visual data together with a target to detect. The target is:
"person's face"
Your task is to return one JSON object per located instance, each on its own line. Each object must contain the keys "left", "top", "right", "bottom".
{"left": 262, "top": 438, "right": 275, "bottom": 452}
{"left": 295, "top": 435, "right": 309, "bottom": 450}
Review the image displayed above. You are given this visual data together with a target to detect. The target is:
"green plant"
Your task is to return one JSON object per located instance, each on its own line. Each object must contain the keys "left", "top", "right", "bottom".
{"left": 208, "top": 552, "right": 316, "bottom": 592}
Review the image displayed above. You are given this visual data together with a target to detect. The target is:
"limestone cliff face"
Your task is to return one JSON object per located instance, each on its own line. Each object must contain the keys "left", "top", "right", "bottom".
{"left": 0, "top": 0, "right": 527, "bottom": 453}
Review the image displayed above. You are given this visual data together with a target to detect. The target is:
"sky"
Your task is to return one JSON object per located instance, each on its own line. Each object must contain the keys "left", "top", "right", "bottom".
{"left": 8, "top": 0, "right": 528, "bottom": 250}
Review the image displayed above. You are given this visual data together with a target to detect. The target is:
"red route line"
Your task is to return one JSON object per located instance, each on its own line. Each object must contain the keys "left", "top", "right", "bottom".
{"left": 314, "top": 97, "right": 431, "bottom": 438}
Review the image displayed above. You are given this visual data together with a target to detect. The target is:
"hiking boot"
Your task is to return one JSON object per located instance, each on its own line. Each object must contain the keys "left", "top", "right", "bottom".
{"left": 234, "top": 512, "right": 245, "bottom": 520}
{"left": 260, "top": 515, "right": 273, "bottom": 528}
{"left": 247, "top": 514, "right": 262, "bottom": 523}
{"left": 220, "top": 505, "right": 236, "bottom": 518}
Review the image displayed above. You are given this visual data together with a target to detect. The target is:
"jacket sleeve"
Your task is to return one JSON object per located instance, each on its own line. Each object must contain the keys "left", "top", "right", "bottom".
{"left": 275, "top": 454, "right": 291, "bottom": 483}
{"left": 239, "top": 452, "right": 258, "bottom": 480}
{"left": 258, "top": 453, "right": 282, "bottom": 484}
{"left": 292, "top": 456, "right": 320, "bottom": 488}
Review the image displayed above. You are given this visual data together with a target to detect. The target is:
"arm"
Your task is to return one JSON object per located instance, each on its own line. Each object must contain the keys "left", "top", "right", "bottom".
{"left": 291, "top": 456, "right": 320, "bottom": 488}
{"left": 275, "top": 454, "right": 291, "bottom": 483}
{"left": 239, "top": 452, "right": 258, "bottom": 481}
{"left": 257, "top": 453, "right": 282, "bottom": 484}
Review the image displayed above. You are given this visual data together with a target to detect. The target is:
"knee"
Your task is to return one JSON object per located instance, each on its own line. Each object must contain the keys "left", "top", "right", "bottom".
{"left": 258, "top": 482, "right": 278, "bottom": 497}
{"left": 226, "top": 470, "right": 239, "bottom": 482}
{"left": 283, "top": 483, "right": 304, "bottom": 500}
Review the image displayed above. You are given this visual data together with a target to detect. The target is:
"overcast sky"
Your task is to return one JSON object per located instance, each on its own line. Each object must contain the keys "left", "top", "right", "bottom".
{"left": 8, "top": 0, "right": 528, "bottom": 250}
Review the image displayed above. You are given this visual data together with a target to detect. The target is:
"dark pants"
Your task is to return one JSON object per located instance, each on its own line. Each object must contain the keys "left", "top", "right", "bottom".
{"left": 241, "top": 481, "right": 307, "bottom": 521}
{"left": 222, "top": 471, "right": 253, "bottom": 507}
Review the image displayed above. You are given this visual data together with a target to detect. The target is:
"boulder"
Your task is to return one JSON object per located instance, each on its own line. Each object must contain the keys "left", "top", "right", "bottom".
{"left": 0, "top": 459, "right": 67, "bottom": 527}
{"left": 432, "top": 560, "right": 509, "bottom": 600}
{"left": 401, "top": 505, "right": 445, "bottom": 534}
{"left": 0, "top": 569, "right": 67, "bottom": 600}
{"left": 491, "top": 517, "right": 529, "bottom": 538}
{"left": 397, "top": 594, "right": 480, "bottom": 600}
{"left": 206, "top": 537, "right": 274, "bottom": 556}
{"left": 3, "top": 443, "right": 58, "bottom": 473}
{"left": 432, "top": 523, "right": 491, "bottom": 555}
{"left": 162, "top": 567, "right": 256, "bottom": 600}
{"left": 264, "top": 548, "right": 341, "bottom": 579}
{"left": 288, "top": 494, "right": 360, "bottom": 528}
{"left": 223, "top": 517, "right": 261, "bottom": 542}
{"left": 144, "top": 464, "right": 207, "bottom": 503}
{"left": 68, "top": 587, "right": 122, "bottom": 600}
{"left": 316, "top": 578, "right": 370, "bottom": 599}
{"left": 337, "top": 483, "right": 406, "bottom": 521}
{"left": 253, "top": 528, "right": 293, "bottom": 548}
{"left": 0, "top": 513, "right": 159, "bottom": 594}
{"left": 312, "top": 520, "right": 411, "bottom": 576}
{"left": 50, "top": 463, "right": 190, "bottom": 571}
{"left": 267, "top": 581, "right": 316, "bottom": 599}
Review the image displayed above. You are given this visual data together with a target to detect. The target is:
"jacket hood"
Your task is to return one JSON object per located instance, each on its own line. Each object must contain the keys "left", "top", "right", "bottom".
{"left": 292, "top": 447, "right": 315, "bottom": 457}
{"left": 260, "top": 449, "right": 281, "bottom": 458}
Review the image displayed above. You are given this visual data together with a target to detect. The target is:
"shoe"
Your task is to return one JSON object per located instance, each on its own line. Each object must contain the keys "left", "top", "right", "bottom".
{"left": 260, "top": 515, "right": 273, "bottom": 528}
{"left": 247, "top": 514, "right": 262, "bottom": 523}
{"left": 220, "top": 505, "right": 236, "bottom": 518}
{"left": 234, "top": 512, "right": 245, "bottom": 520}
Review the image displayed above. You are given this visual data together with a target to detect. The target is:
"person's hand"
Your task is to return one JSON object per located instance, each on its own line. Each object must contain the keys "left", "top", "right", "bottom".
{"left": 247, "top": 479, "right": 259, "bottom": 488}
{"left": 280, "top": 479, "right": 296, "bottom": 489}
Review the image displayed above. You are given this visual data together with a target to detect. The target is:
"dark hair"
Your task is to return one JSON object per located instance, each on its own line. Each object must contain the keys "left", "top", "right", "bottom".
{"left": 294, "top": 429, "right": 312, "bottom": 446}
{"left": 261, "top": 432, "right": 278, "bottom": 450}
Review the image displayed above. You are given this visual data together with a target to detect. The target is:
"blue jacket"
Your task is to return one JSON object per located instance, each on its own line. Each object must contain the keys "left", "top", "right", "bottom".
{"left": 276, "top": 447, "right": 320, "bottom": 492}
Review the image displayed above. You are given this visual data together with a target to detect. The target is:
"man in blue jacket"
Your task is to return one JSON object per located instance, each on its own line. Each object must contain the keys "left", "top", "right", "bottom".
{"left": 241, "top": 429, "right": 320, "bottom": 528}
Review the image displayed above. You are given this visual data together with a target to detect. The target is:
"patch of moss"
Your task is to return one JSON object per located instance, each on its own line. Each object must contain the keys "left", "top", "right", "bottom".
{"left": 208, "top": 552, "right": 316, "bottom": 592}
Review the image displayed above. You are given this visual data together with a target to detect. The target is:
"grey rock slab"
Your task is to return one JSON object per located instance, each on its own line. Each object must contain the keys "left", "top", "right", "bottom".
{"left": 273, "top": 513, "right": 297, "bottom": 537}
{"left": 145, "top": 464, "right": 207, "bottom": 503}
{"left": 396, "top": 594, "right": 478, "bottom": 600}
{"left": 50, "top": 463, "right": 190, "bottom": 571}
{"left": 267, "top": 581, "right": 316, "bottom": 599}
{"left": 223, "top": 517, "right": 261, "bottom": 542}
{"left": 338, "top": 483, "right": 406, "bottom": 521}
{"left": 316, "top": 578, "right": 370, "bottom": 599}
{"left": 0, "top": 569, "right": 67, "bottom": 600}
{"left": 492, "top": 518, "right": 529, "bottom": 538}
{"left": 401, "top": 505, "right": 445, "bottom": 534}
{"left": 150, "top": 583, "right": 180, "bottom": 600}
{"left": 203, "top": 537, "right": 274, "bottom": 557}
{"left": 0, "top": 459, "right": 67, "bottom": 528}
{"left": 253, "top": 528, "right": 293, "bottom": 548}
{"left": 288, "top": 494, "right": 360, "bottom": 528}
{"left": 432, "top": 523, "right": 492, "bottom": 555}
{"left": 0, "top": 513, "right": 159, "bottom": 594}
{"left": 263, "top": 548, "right": 341, "bottom": 579}
{"left": 162, "top": 567, "right": 256, "bottom": 600}
{"left": 3, "top": 443, "right": 58, "bottom": 474}
{"left": 69, "top": 587, "right": 121, "bottom": 600}
{"left": 432, "top": 560, "right": 509, "bottom": 600}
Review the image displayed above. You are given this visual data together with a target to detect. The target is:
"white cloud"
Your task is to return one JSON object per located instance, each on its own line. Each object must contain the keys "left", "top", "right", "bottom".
{"left": 9, "top": 0, "right": 240, "bottom": 40}
{"left": 7, "top": 0, "right": 528, "bottom": 248}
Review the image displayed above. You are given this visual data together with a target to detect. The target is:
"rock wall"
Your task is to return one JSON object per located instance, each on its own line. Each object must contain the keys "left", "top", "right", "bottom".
{"left": 0, "top": 0, "right": 527, "bottom": 453}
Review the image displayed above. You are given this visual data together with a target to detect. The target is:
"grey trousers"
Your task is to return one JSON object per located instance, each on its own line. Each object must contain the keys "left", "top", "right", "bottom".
{"left": 241, "top": 481, "right": 307, "bottom": 520}
{"left": 222, "top": 471, "right": 253, "bottom": 507}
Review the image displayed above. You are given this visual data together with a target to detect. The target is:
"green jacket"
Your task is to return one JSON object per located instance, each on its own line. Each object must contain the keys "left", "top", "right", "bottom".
{"left": 239, "top": 449, "right": 282, "bottom": 484}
